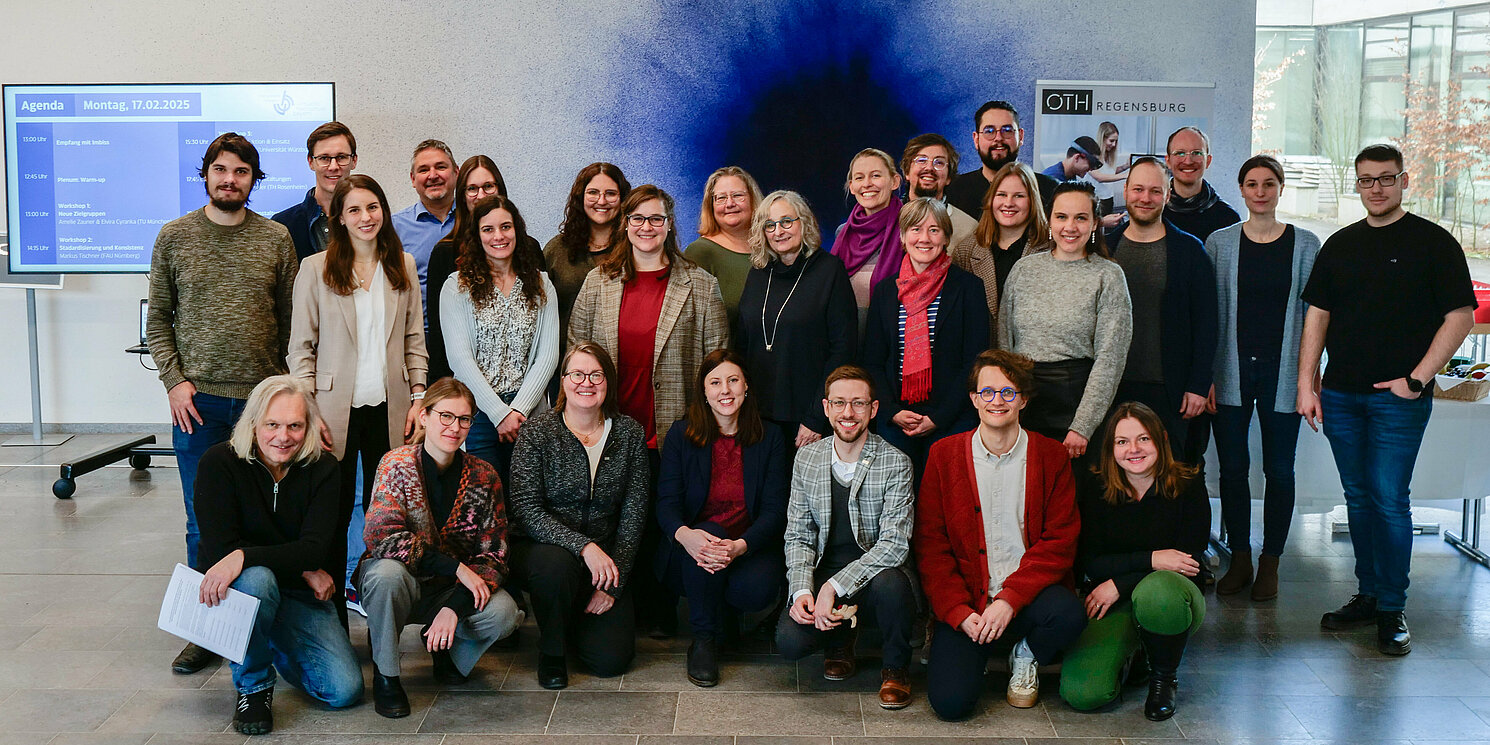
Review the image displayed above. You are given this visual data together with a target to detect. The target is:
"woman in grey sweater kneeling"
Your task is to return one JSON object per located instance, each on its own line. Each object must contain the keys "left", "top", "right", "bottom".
{"left": 507, "top": 341, "right": 651, "bottom": 689}
{"left": 998, "top": 181, "right": 1133, "bottom": 460}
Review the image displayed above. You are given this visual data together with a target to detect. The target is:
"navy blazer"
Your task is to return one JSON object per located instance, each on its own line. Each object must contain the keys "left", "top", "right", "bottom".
{"left": 1105, "top": 218, "right": 1218, "bottom": 408}
{"left": 271, "top": 188, "right": 324, "bottom": 264}
{"left": 863, "top": 263, "right": 989, "bottom": 433}
{"left": 654, "top": 419, "right": 789, "bottom": 571}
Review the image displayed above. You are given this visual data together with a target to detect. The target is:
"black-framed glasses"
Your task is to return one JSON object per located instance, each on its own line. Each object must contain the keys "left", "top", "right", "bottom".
{"left": 626, "top": 214, "right": 669, "bottom": 227}
{"left": 1167, "top": 149, "right": 1207, "bottom": 160}
{"left": 979, "top": 125, "right": 1018, "bottom": 137}
{"left": 432, "top": 410, "right": 475, "bottom": 429}
{"left": 764, "top": 216, "right": 800, "bottom": 231}
{"left": 1356, "top": 172, "right": 1404, "bottom": 189}
{"left": 312, "top": 153, "right": 354, "bottom": 166}
{"left": 976, "top": 386, "right": 1020, "bottom": 403}
{"left": 826, "top": 399, "right": 871, "bottom": 412}
{"left": 564, "top": 370, "right": 606, "bottom": 385}
{"left": 912, "top": 155, "right": 949, "bottom": 170}
{"left": 464, "top": 182, "right": 500, "bottom": 197}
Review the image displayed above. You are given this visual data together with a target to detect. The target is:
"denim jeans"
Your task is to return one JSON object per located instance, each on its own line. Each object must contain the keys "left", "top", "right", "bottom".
{"left": 229, "top": 566, "right": 363, "bottom": 707}
{"left": 464, "top": 398, "right": 517, "bottom": 492}
{"left": 172, "top": 392, "right": 246, "bottom": 569}
{"left": 1320, "top": 388, "right": 1433, "bottom": 612}
{"left": 1212, "top": 355, "right": 1303, "bottom": 556}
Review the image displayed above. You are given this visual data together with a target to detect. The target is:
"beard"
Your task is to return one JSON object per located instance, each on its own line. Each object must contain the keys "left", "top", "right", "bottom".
{"left": 210, "top": 194, "right": 248, "bottom": 212}
{"left": 911, "top": 182, "right": 942, "bottom": 199}
{"left": 979, "top": 146, "right": 1017, "bottom": 172}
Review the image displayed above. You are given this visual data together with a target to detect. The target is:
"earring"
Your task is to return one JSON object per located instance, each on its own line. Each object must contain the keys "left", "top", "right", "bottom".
{"left": 1089, "top": 230, "right": 1096, "bottom": 245}
{"left": 1049, "top": 230, "right": 1055, "bottom": 243}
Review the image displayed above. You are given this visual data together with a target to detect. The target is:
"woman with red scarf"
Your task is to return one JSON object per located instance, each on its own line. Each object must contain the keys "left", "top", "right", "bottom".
{"left": 864, "top": 198, "right": 989, "bottom": 486}
{"left": 833, "top": 148, "right": 906, "bottom": 333}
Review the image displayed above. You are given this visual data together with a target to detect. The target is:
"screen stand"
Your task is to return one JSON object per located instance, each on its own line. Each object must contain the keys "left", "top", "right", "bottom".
{"left": 4, "top": 288, "right": 71, "bottom": 447}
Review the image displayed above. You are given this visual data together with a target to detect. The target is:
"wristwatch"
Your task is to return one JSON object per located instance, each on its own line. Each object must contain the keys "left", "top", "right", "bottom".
{"left": 1406, "top": 376, "right": 1425, "bottom": 394}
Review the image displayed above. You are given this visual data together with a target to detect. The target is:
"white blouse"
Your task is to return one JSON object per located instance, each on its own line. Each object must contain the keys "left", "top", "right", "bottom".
{"left": 351, "top": 264, "right": 388, "bottom": 407}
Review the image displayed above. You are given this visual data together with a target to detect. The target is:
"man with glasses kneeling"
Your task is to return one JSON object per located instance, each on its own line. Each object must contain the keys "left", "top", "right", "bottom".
{"left": 193, "top": 375, "right": 362, "bottom": 735}
{"left": 915, "top": 350, "right": 1086, "bottom": 719}
{"left": 777, "top": 365, "right": 918, "bottom": 709}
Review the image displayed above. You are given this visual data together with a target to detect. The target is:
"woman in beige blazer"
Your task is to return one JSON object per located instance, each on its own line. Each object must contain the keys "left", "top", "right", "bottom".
{"left": 567, "top": 184, "right": 728, "bottom": 637}
{"left": 949, "top": 161, "right": 1048, "bottom": 346}
{"left": 289, "top": 175, "right": 429, "bottom": 615}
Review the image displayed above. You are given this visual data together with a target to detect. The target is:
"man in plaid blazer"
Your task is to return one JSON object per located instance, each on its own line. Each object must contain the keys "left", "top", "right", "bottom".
{"left": 777, "top": 365, "right": 918, "bottom": 710}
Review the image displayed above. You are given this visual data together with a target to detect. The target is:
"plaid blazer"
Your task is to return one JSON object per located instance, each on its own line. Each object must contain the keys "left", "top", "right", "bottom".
{"left": 567, "top": 262, "right": 729, "bottom": 449}
{"left": 783, "top": 434, "right": 916, "bottom": 599}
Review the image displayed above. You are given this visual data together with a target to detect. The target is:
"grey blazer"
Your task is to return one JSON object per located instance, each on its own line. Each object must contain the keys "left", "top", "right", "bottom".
{"left": 1207, "top": 222, "right": 1321, "bottom": 412}
{"left": 783, "top": 434, "right": 916, "bottom": 599}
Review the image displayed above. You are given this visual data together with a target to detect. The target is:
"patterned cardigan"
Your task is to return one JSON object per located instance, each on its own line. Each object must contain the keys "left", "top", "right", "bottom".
{"left": 566, "top": 261, "right": 730, "bottom": 449}
{"left": 358, "top": 444, "right": 508, "bottom": 591}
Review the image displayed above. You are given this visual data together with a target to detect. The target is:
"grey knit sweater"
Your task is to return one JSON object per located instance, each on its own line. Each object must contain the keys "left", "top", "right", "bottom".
{"left": 997, "top": 250, "right": 1134, "bottom": 439}
{"left": 507, "top": 408, "right": 651, "bottom": 597}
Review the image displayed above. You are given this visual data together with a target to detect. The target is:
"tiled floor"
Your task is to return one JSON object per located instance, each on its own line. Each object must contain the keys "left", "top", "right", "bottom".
{"left": 2, "top": 435, "right": 1490, "bottom": 744}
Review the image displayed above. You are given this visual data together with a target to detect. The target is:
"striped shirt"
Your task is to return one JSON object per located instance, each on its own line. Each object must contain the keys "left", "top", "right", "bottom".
{"left": 895, "top": 295, "right": 940, "bottom": 380}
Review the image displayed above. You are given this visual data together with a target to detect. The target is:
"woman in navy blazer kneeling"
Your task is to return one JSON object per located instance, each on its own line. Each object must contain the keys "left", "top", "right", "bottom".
{"left": 657, "top": 348, "right": 789, "bottom": 688}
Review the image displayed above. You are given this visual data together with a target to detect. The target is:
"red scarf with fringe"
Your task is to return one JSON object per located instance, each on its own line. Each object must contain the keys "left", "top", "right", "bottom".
{"left": 896, "top": 251, "right": 950, "bottom": 404}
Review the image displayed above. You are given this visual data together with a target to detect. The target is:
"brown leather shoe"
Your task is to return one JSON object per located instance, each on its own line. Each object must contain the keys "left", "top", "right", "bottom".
{"left": 1250, "top": 554, "right": 1280, "bottom": 601}
{"left": 823, "top": 632, "right": 857, "bottom": 681}
{"left": 879, "top": 667, "right": 911, "bottom": 709}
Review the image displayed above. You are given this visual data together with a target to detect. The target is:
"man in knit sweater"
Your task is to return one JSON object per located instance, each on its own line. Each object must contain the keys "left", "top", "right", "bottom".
{"left": 146, "top": 132, "right": 298, "bottom": 676}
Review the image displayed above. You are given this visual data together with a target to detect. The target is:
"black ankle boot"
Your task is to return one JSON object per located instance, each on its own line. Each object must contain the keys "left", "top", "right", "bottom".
{"left": 687, "top": 638, "right": 720, "bottom": 687}
{"left": 373, "top": 673, "right": 410, "bottom": 718}
{"left": 1138, "top": 629, "right": 1188, "bottom": 721}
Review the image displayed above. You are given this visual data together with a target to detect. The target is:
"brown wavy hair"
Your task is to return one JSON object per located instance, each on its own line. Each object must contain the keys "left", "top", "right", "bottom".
{"left": 324, "top": 175, "right": 412, "bottom": 295}
{"left": 684, "top": 349, "right": 764, "bottom": 448}
{"left": 599, "top": 184, "right": 694, "bottom": 282}
{"left": 557, "top": 162, "right": 632, "bottom": 265}
{"left": 1091, "top": 401, "right": 1197, "bottom": 505}
{"left": 456, "top": 195, "right": 545, "bottom": 310}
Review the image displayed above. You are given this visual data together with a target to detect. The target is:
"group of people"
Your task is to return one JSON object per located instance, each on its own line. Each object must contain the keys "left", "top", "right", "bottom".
{"left": 145, "top": 98, "right": 1477, "bottom": 736}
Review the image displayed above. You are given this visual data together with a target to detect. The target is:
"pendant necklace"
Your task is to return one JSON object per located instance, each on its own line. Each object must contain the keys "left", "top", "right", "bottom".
{"left": 762, "top": 257, "right": 807, "bottom": 352}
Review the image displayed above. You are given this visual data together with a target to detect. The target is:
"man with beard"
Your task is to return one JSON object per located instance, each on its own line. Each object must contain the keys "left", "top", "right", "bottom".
{"left": 147, "top": 132, "right": 299, "bottom": 676}
{"left": 391, "top": 139, "right": 458, "bottom": 326}
{"left": 1104, "top": 157, "right": 1216, "bottom": 453}
{"left": 945, "top": 100, "right": 1058, "bottom": 220}
{"left": 777, "top": 366, "right": 918, "bottom": 710}
{"left": 900, "top": 133, "right": 978, "bottom": 246}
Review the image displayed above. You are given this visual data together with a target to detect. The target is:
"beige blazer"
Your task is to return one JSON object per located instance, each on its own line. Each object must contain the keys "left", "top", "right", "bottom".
{"left": 567, "top": 261, "right": 729, "bottom": 449}
{"left": 950, "top": 232, "right": 1042, "bottom": 347}
{"left": 288, "top": 252, "right": 429, "bottom": 460}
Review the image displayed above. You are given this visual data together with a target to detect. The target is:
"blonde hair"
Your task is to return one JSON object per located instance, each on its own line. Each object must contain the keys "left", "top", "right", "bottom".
{"left": 843, "top": 148, "right": 898, "bottom": 196}
{"left": 230, "top": 375, "right": 324, "bottom": 465}
{"left": 413, "top": 377, "right": 477, "bottom": 444}
{"left": 697, "top": 166, "right": 765, "bottom": 237}
{"left": 897, "top": 197, "right": 952, "bottom": 239}
{"left": 973, "top": 161, "right": 1049, "bottom": 250}
{"left": 748, "top": 190, "right": 822, "bottom": 269}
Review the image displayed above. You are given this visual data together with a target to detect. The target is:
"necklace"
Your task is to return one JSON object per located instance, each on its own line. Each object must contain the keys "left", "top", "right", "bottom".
{"left": 761, "top": 257, "right": 807, "bottom": 352}
{"left": 352, "top": 259, "right": 376, "bottom": 289}
{"left": 563, "top": 411, "right": 603, "bottom": 445}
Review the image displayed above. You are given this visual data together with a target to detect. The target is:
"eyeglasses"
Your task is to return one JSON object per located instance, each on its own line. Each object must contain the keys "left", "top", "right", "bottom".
{"left": 626, "top": 214, "right": 669, "bottom": 227}
{"left": 1168, "top": 149, "right": 1207, "bottom": 160}
{"left": 912, "top": 155, "right": 949, "bottom": 171}
{"left": 564, "top": 370, "right": 606, "bottom": 385}
{"left": 764, "top": 216, "right": 800, "bottom": 232}
{"left": 1356, "top": 172, "right": 1404, "bottom": 189}
{"left": 464, "top": 182, "right": 500, "bottom": 197}
{"left": 584, "top": 188, "right": 620, "bottom": 201}
{"left": 432, "top": 410, "right": 475, "bottom": 429}
{"left": 979, "top": 125, "right": 1018, "bottom": 137}
{"left": 976, "top": 386, "right": 1021, "bottom": 402}
{"left": 312, "top": 154, "right": 354, "bottom": 166}
{"left": 826, "top": 399, "right": 871, "bottom": 412}
{"left": 713, "top": 191, "right": 749, "bottom": 205}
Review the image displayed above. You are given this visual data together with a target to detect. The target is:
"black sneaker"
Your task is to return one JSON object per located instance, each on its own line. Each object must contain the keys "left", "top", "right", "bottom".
{"left": 1376, "top": 611, "right": 1411, "bottom": 656}
{"left": 1320, "top": 594, "right": 1378, "bottom": 630}
{"left": 170, "top": 642, "right": 219, "bottom": 675}
{"left": 233, "top": 688, "right": 273, "bottom": 735}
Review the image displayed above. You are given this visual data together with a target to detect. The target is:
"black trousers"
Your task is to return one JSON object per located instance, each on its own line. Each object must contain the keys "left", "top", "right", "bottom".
{"left": 508, "top": 538, "right": 636, "bottom": 677}
{"left": 632, "top": 448, "right": 677, "bottom": 632}
{"left": 335, "top": 402, "right": 389, "bottom": 628}
{"left": 661, "top": 521, "right": 783, "bottom": 640}
{"left": 926, "top": 584, "right": 1087, "bottom": 721}
{"left": 775, "top": 567, "right": 916, "bottom": 669}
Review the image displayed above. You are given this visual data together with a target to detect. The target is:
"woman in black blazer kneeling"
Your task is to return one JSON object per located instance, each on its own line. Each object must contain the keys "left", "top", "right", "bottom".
{"left": 864, "top": 197, "right": 990, "bottom": 486}
{"left": 657, "top": 348, "right": 789, "bottom": 688}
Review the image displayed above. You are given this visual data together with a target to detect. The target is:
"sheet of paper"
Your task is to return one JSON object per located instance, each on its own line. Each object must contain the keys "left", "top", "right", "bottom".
{"left": 157, "top": 563, "right": 260, "bottom": 664}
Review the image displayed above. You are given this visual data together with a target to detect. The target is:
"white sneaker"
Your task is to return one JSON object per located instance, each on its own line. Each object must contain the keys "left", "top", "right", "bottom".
{"left": 1007, "top": 639, "right": 1038, "bottom": 708}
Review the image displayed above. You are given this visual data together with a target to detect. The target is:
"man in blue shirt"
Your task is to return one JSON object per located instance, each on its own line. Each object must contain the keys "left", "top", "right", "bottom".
{"left": 1040, "top": 137, "right": 1102, "bottom": 183}
{"left": 272, "top": 122, "right": 358, "bottom": 263}
{"left": 391, "top": 139, "right": 459, "bottom": 326}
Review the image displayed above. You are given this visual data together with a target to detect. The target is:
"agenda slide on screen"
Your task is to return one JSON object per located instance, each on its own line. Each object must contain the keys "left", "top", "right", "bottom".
{"left": 3, "top": 83, "right": 333, "bottom": 273}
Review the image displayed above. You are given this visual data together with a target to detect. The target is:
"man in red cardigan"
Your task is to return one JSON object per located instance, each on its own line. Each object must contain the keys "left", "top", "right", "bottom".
{"left": 915, "top": 349, "right": 1086, "bottom": 720}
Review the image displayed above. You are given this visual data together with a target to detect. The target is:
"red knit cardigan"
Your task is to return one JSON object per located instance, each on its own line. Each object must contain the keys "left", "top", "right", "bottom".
{"left": 914, "top": 428, "right": 1079, "bottom": 629}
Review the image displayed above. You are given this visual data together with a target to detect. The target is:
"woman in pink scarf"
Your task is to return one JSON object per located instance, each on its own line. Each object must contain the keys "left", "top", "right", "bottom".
{"left": 832, "top": 148, "right": 905, "bottom": 329}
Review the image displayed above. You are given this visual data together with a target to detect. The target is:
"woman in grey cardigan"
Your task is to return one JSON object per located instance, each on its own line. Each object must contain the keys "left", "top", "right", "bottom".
{"left": 1207, "top": 155, "right": 1321, "bottom": 601}
{"left": 507, "top": 342, "right": 651, "bottom": 688}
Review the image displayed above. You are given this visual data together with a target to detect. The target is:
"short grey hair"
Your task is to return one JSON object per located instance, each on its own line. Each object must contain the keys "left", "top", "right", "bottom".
{"left": 748, "top": 190, "right": 822, "bottom": 269}
{"left": 229, "top": 375, "right": 324, "bottom": 466}
{"left": 409, "top": 139, "right": 455, "bottom": 173}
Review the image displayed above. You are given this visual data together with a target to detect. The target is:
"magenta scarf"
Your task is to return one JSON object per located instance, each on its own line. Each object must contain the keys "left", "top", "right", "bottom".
{"left": 832, "top": 195, "right": 904, "bottom": 292}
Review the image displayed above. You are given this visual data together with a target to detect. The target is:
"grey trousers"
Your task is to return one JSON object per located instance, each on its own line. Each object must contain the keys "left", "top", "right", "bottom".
{"left": 359, "top": 558, "right": 521, "bottom": 677}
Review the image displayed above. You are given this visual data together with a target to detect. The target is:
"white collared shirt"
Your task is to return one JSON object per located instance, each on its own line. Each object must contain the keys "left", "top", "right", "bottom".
{"left": 830, "top": 440, "right": 860, "bottom": 485}
{"left": 971, "top": 426, "right": 1027, "bottom": 594}
{"left": 351, "top": 263, "right": 389, "bottom": 407}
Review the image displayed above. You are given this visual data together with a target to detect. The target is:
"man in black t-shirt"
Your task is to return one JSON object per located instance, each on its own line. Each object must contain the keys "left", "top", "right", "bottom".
{"left": 1299, "top": 144, "right": 1477, "bottom": 657}
{"left": 944, "top": 100, "right": 1057, "bottom": 220}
